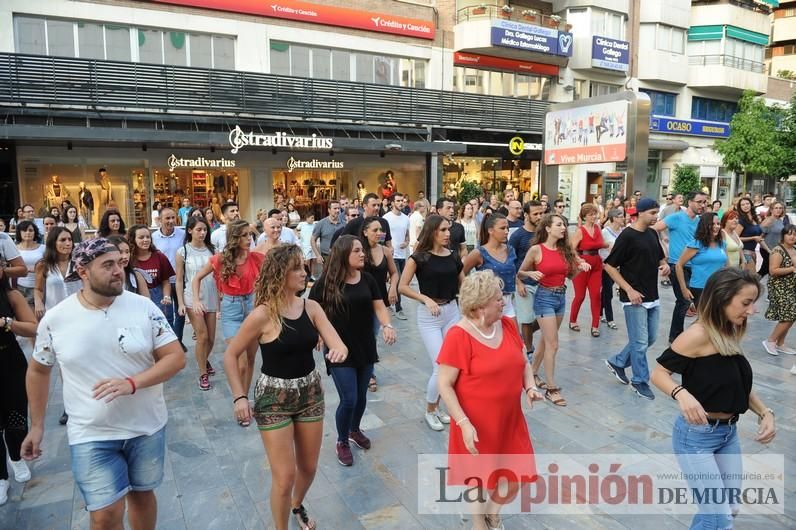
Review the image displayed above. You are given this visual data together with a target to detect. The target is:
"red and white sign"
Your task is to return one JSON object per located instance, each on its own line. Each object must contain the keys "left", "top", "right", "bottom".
{"left": 454, "top": 52, "right": 559, "bottom": 77}
{"left": 150, "top": 0, "right": 435, "bottom": 40}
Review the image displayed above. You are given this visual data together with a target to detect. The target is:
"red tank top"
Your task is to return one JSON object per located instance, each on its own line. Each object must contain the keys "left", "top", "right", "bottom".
{"left": 536, "top": 244, "right": 569, "bottom": 288}
{"left": 578, "top": 224, "right": 605, "bottom": 251}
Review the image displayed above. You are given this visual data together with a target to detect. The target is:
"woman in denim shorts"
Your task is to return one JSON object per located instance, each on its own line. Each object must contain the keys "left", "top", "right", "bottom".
{"left": 518, "top": 214, "right": 589, "bottom": 407}
{"left": 224, "top": 245, "right": 347, "bottom": 530}
{"left": 194, "top": 220, "right": 268, "bottom": 423}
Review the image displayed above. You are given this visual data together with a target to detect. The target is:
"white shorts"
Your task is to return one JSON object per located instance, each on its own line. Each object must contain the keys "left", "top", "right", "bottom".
{"left": 502, "top": 294, "right": 516, "bottom": 318}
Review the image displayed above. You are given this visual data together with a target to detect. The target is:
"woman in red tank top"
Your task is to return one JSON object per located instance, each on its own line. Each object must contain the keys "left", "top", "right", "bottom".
{"left": 569, "top": 204, "right": 608, "bottom": 336}
{"left": 518, "top": 214, "right": 589, "bottom": 406}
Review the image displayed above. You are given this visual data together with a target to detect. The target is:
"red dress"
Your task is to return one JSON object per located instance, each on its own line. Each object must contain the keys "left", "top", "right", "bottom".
{"left": 437, "top": 317, "right": 536, "bottom": 487}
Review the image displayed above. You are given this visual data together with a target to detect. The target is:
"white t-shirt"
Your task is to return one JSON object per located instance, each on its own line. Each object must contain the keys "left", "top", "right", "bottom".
{"left": 0, "top": 232, "right": 20, "bottom": 264}
{"left": 151, "top": 227, "right": 185, "bottom": 284}
{"left": 210, "top": 224, "right": 228, "bottom": 252}
{"left": 17, "top": 244, "right": 45, "bottom": 288}
{"left": 382, "top": 211, "right": 410, "bottom": 259}
{"left": 256, "top": 229, "right": 299, "bottom": 246}
{"left": 408, "top": 211, "right": 424, "bottom": 254}
{"left": 33, "top": 291, "right": 177, "bottom": 444}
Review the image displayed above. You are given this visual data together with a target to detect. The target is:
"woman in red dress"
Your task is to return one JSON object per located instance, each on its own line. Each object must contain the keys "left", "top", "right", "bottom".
{"left": 438, "top": 270, "right": 543, "bottom": 530}
{"left": 569, "top": 203, "right": 608, "bottom": 336}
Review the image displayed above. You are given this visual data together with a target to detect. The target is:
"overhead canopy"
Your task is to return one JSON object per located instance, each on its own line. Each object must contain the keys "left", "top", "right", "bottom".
{"left": 649, "top": 138, "right": 689, "bottom": 151}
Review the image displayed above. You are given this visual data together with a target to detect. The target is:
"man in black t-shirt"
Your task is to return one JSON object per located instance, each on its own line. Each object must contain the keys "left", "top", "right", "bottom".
{"left": 603, "top": 198, "right": 671, "bottom": 401}
{"left": 331, "top": 193, "right": 392, "bottom": 247}
{"left": 435, "top": 198, "right": 466, "bottom": 259}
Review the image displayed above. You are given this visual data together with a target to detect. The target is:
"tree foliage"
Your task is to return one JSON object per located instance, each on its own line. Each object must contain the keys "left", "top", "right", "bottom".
{"left": 671, "top": 164, "right": 701, "bottom": 195}
{"left": 458, "top": 179, "right": 483, "bottom": 205}
{"left": 778, "top": 92, "right": 796, "bottom": 177}
{"left": 715, "top": 91, "right": 789, "bottom": 180}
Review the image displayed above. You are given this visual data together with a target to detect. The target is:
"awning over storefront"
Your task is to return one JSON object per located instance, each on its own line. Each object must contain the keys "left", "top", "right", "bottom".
{"left": 649, "top": 138, "right": 689, "bottom": 151}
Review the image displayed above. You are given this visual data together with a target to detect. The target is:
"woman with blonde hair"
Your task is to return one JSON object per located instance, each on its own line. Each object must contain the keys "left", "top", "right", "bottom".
{"left": 224, "top": 245, "right": 347, "bottom": 530}
{"left": 651, "top": 268, "right": 776, "bottom": 529}
{"left": 438, "top": 270, "right": 542, "bottom": 530}
{"left": 194, "top": 219, "right": 268, "bottom": 422}
{"left": 720, "top": 211, "right": 744, "bottom": 268}
{"left": 518, "top": 214, "right": 589, "bottom": 406}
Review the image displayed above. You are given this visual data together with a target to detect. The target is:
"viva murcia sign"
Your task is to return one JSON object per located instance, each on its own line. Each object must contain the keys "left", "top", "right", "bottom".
{"left": 229, "top": 125, "right": 334, "bottom": 154}
{"left": 287, "top": 157, "right": 344, "bottom": 173}
{"left": 168, "top": 154, "right": 236, "bottom": 170}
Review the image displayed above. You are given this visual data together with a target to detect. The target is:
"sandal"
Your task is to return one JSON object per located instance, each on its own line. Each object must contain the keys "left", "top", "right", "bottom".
{"left": 545, "top": 387, "right": 567, "bottom": 407}
{"left": 533, "top": 374, "right": 547, "bottom": 390}
{"left": 292, "top": 504, "right": 316, "bottom": 530}
{"left": 485, "top": 514, "right": 505, "bottom": 530}
{"left": 568, "top": 323, "right": 581, "bottom": 332}
{"left": 591, "top": 328, "right": 600, "bottom": 337}
{"left": 368, "top": 376, "right": 378, "bottom": 392}
{"left": 606, "top": 321, "right": 618, "bottom": 330}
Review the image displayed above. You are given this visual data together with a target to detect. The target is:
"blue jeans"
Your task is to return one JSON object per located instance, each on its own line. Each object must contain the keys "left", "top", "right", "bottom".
{"left": 166, "top": 282, "right": 185, "bottom": 343}
{"left": 70, "top": 426, "right": 166, "bottom": 511}
{"left": 149, "top": 285, "right": 172, "bottom": 328}
{"left": 608, "top": 303, "right": 659, "bottom": 384}
{"left": 672, "top": 415, "right": 741, "bottom": 529}
{"left": 220, "top": 294, "right": 254, "bottom": 340}
{"left": 669, "top": 265, "right": 692, "bottom": 343}
{"left": 329, "top": 364, "right": 374, "bottom": 442}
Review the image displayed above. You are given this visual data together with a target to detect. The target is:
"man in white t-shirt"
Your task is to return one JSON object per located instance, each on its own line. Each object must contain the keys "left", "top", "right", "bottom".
{"left": 22, "top": 238, "right": 185, "bottom": 528}
{"left": 382, "top": 193, "right": 410, "bottom": 319}
{"left": 210, "top": 202, "right": 241, "bottom": 252}
{"left": 0, "top": 232, "right": 26, "bottom": 280}
{"left": 408, "top": 199, "right": 427, "bottom": 256}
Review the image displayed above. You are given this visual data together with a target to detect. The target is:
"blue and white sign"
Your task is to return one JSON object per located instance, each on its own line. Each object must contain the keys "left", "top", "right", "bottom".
{"left": 491, "top": 20, "right": 573, "bottom": 57}
{"left": 649, "top": 116, "right": 730, "bottom": 138}
{"left": 591, "top": 36, "right": 630, "bottom": 72}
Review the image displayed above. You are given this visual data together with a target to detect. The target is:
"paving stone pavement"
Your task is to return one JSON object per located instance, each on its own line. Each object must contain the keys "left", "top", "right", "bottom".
{"left": 1, "top": 282, "right": 794, "bottom": 529}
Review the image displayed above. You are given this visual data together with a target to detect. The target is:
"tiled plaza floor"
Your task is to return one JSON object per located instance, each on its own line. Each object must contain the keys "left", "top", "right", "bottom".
{"left": 1, "top": 282, "right": 794, "bottom": 529}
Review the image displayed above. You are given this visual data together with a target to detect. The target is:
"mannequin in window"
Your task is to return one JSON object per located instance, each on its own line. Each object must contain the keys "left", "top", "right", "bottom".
{"left": 46, "top": 175, "right": 70, "bottom": 210}
{"left": 98, "top": 168, "right": 113, "bottom": 207}
{"left": 356, "top": 180, "right": 368, "bottom": 202}
{"left": 78, "top": 182, "right": 95, "bottom": 229}
{"left": 379, "top": 171, "right": 397, "bottom": 200}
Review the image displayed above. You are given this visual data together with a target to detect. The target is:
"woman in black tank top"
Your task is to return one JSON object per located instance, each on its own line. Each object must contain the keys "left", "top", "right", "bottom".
{"left": 222, "top": 245, "right": 347, "bottom": 530}
{"left": 309, "top": 235, "right": 396, "bottom": 467}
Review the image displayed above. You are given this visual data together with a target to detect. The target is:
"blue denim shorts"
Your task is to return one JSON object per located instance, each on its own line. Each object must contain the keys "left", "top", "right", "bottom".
{"left": 220, "top": 293, "right": 254, "bottom": 340}
{"left": 70, "top": 426, "right": 166, "bottom": 511}
{"left": 533, "top": 286, "right": 567, "bottom": 318}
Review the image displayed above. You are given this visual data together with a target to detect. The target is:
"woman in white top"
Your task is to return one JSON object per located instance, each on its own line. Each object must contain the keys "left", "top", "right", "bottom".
{"left": 599, "top": 208, "right": 625, "bottom": 330}
{"left": 459, "top": 202, "right": 478, "bottom": 252}
{"left": 33, "top": 227, "right": 80, "bottom": 319}
{"left": 178, "top": 217, "right": 218, "bottom": 391}
{"left": 14, "top": 220, "right": 44, "bottom": 307}
{"left": 151, "top": 201, "right": 162, "bottom": 229}
{"left": 408, "top": 199, "right": 428, "bottom": 255}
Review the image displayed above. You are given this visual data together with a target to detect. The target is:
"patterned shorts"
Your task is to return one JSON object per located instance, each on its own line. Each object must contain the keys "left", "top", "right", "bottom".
{"left": 252, "top": 370, "right": 325, "bottom": 431}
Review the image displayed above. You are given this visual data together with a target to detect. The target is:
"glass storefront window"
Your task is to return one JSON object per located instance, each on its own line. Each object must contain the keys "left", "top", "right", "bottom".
{"left": 151, "top": 167, "right": 245, "bottom": 224}
{"left": 442, "top": 158, "right": 540, "bottom": 201}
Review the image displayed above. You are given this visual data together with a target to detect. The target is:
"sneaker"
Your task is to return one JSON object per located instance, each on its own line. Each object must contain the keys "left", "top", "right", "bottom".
{"left": 198, "top": 374, "right": 211, "bottom": 391}
{"left": 775, "top": 345, "right": 796, "bottom": 355}
{"left": 0, "top": 479, "right": 8, "bottom": 506}
{"left": 631, "top": 382, "right": 655, "bottom": 400}
{"left": 436, "top": 410, "right": 451, "bottom": 424}
{"left": 336, "top": 441, "right": 353, "bottom": 466}
{"left": 395, "top": 310, "right": 407, "bottom": 320}
{"left": 790, "top": 364, "right": 796, "bottom": 375}
{"left": 762, "top": 341, "right": 780, "bottom": 356}
{"left": 425, "top": 412, "right": 444, "bottom": 431}
{"left": 604, "top": 359, "right": 629, "bottom": 385}
{"left": 59, "top": 411, "right": 68, "bottom": 425}
{"left": 348, "top": 430, "right": 371, "bottom": 450}
{"left": 9, "top": 459, "right": 31, "bottom": 483}
{"left": 206, "top": 360, "right": 216, "bottom": 376}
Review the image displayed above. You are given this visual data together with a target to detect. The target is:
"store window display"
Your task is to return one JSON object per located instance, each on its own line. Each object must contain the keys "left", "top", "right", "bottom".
{"left": 443, "top": 158, "right": 540, "bottom": 198}
{"left": 151, "top": 168, "right": 246, "bottom": 222}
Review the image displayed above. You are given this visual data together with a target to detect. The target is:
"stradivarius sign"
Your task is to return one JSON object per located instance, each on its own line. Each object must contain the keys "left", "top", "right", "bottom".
{"left": 287, "top": 157, "right": 344, "bottom": 173}
{"left": 228, "top": 125, "right": 334, "bottom": 154}
{"left": 168, "top": 154, "right": 236, "bottom": 170}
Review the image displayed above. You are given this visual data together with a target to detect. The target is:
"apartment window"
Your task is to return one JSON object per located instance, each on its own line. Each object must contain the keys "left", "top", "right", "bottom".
{"left": 590, "top": 81, "right": 621, "bottom": 97}
{"left": 640, "top": 89, "right": 676, "bottom": 116}
{"left": 13, "top": 15, "right": 233, "bottom": 68}
{"left": 312, "top": 48, "right": 331, "bottom": 79}
{"left": 784, "top": 7, "right": 796, "bottom": 17}
{"left": 573, "top": 79, "right": 586, "bottom": 100}
{"left": 355, "top": 53, "right": 374, "bottom": 83}
{"left": 786, "top": 44, "right": 796, "bottom": 55}
{"left": 592, "top": 9, "right": 625, "bottom": 40}
{"left": 452, "top": 66, "right": 550, "bottom": 99}
{"left": 331, "top": 50, "right": 350, "bottom": 81}
{"left": 291, "top": 46, "right": 311, "bottom": 78}
{"left": 692, "top": 97, "right": 737, "bottom": 122}
{"left": 640, "top": 24, "right": 685, "bottom": 54}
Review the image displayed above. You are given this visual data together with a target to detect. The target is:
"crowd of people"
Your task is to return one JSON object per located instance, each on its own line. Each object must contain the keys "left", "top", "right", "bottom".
{"left": 0, "top": 185, "right": 790, "bottom": 530}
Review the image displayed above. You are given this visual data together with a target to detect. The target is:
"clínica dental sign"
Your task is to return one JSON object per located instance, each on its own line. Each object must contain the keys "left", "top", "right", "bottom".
{"left": 228, "top": 125, "right": 334, "bottom": 154}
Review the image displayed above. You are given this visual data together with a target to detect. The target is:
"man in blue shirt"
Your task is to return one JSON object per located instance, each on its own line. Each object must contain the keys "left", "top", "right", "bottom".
{"left": 177, "top": 198, "right": 192, "bottom": 226}
{"left": 510, "top": 200, "right": 545, "bottom": 357}
{"left": 654, "top": 190, "right": 706, "bottom": 343}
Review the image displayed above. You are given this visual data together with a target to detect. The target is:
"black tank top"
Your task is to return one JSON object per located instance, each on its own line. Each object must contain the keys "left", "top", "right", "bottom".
{"left": 259, "top": 302, "right": 319, "bottom": 379}
{"left": 364, "top": 254, "right": 389, "bottom": 305}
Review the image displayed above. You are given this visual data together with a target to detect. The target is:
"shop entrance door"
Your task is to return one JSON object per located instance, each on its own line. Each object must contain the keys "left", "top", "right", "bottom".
{"left": 586, "top": 171, "right": 603, "bottom": 203}
{"left": 603, "top": 177, "right": 623, "bottom": 201}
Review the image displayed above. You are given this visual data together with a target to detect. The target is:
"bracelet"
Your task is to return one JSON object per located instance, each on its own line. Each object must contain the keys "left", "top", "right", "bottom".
{"left": 671, "top": 387, "right": 686, "bottom": 400}
{"left": 233, "top": 395, "right": 249, "bottom": 404}
{"left": 523, "top": 387, "right": 539, "bottom": 394}
{"left": 670, "top": 385, "right": 683, "bottom": 399}
{"left": 383, "top": 324, "right": 394, "bottom": 329}
{"left": 455, "top": 416, "right": 470, "bottom": 426}
{"left": 125, "top": 377, "right": 136, "bottom": 395}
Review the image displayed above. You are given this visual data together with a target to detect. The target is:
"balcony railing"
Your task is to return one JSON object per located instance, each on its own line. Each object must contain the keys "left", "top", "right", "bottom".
{"left": 0, "top": 53, "right": 548, "bottom": 133}
{"left": 689, "top": 54, "right": 766, "bottom": 73}
{"left": 456, "top": 4, "right": 565, "bottom": 30}
{"left": 691, "top": 0, "right": 772, "bottom": 15}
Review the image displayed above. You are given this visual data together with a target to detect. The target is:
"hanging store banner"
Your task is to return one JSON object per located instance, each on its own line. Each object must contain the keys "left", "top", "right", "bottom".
{"left": 591, "top": 36, "right": 630, "bottom": 72}
{"left": 150, "top": 0, "right": 435, "bottom": 40}
{"left": 453, "top": 52, "right": 559, "bottom": 76}
{"left": 228, "top": 126, "right": 333, "bottom": 154}
{"left": 490, "top": 19, "right": 573, "bottom": 57}
{"left": 544, "top": 100, "right": 629, "bottom": 165}
{"left": 168, "top": 154, "right": 236, "bottom": 170}
{"left": 649, "top": 116, "right": 730, "bottom": 138}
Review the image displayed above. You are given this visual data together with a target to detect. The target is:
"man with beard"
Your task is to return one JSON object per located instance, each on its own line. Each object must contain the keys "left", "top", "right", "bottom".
{"left": 22, "top": 238, "right": 185, "bottom": 530}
